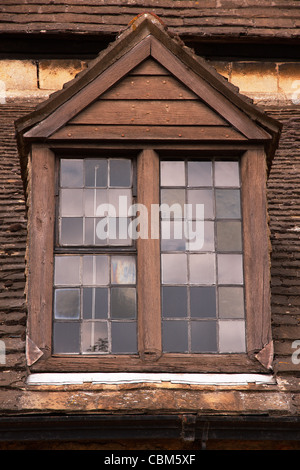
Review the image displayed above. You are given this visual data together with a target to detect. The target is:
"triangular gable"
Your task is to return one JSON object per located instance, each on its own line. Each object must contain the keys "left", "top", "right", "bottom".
{"left": 16, "top": 13, "right": 282, "bottom": 157}
{"left": 49, "top": 57, "right": 247, "bottom": 143}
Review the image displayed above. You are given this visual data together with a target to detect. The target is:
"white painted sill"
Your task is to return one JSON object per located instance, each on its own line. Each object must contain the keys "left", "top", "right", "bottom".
{"left": 26, "top": 373, "right": 276, "bottom": 386}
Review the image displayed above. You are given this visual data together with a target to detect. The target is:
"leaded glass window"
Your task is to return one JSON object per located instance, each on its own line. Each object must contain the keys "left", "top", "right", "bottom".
{"left": 160, "top": 159, "right": 246, "bottom": 354}
{"left": 53, "top": 158, "right": 137, "bottom": 355}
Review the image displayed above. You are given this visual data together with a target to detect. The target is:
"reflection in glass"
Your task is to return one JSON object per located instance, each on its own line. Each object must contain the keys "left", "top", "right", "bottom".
{"left": 60, "top": 159, "right": 83, "bottom": 188}
{"left": 53, "top": 322, "right": 80, "bottom": 354}
{"left": 190, "top": 286, "right": 216, "bottom": 318}
{"left": 219, "top": 320, "right": 246, "bottom": 352}
{"left": 110, "top": 159, "right": 131, "bottom": 187}
{"left": 160, "top": 161, "right": 185, "bottom": 187}
{"left": 161, "top": 221, "right": 186, "bottom": 251}
{"left": 215, "top": 189, "right": 241, "bottom": 219}
{"left": 82, "top": 321, "right": 108, "bottom": 353}
{"left": 162, "top": 286, "right": 188, "bottom": 318}
{"left": 54, "top": 288, "right": 80, "bottom": 319}
{"left": 60, "top": 218, "right": 83, "bottom": 245}
{"left": 83, "top": 287, "right": 108, "bottom": 319}
{"left": 162, "top": 320, "right": 188, "bottom": 352}
{"left": 217, "top": 254, "right": 243, "bottom": 285}
{"left": 85, "top": 159, "right": 107, "bottom": 187}
{"left": 111, "top": 287, "right": 136, "bottom": 319}
{"left": 54, "top": 255, "right": 81, "bottom": 286}
{"left": 191, "top": 321, "right": 217, "bottom": 352}
{"left": 161, "top": 253, "right": 187, "bottom": 284}
{"left": 216, "top": 221, "right": 242, "bottom": 252}
{"left": 111, "top": 322, "right": 137, "bottom": 353}
{"left": 111, "top": 256, "right": 136, "bottom": 284}
{"left": 215, "top": 161, "right": 240, "bottom": 187}
{"left": 189, "top": 253, "right": 216, "bottom": 285}
{"left": 188, "top": 161, "right": 212, "bottom": 187}
{"left": 218, "top": 287, "right": 245, "bottom": 318}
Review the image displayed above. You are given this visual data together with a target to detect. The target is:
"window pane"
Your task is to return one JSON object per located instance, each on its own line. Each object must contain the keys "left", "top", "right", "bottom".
{"left": 85, "top": 159, "right": 107, "bottom": 187}
{"left": 187, "top": 220, "right": 214, "bottom": 252}
{"left": 54, "top": 255, "right": 81, "bottom": 286}
{"left": 218, "top": 287, "right": 245, "bottom": 318}
{"left": 188, "top": 161, "right": 212, "bottom": 187}
{"left": 215, "top": 189, "right": 241, "bottom": 219}
{"left": 53, "top": 322, "right": 80, "bottom": 354}
{"left": 217, "top": 254, "right": 243, "bottom": 284}
{"left": 83, "top": 287, "right": 108, "bottom": 319}
{"left": 60, "top": 218, "right": 83, "bottom": 245}
{"left": 190, "top": 286, "right": 216, "bottom": 318}
{"left": 108, "top": 189, "right": 132, "bottom": 216}
{"left": 161, "top": 220, "right": 186, "bottom": 251}
{"left": 191, "top": 321, "right": 217, "bottom": 353}
{"left": 162, "top": 320, "right": 188, "bottom": 352}
{"left": 111, "top": 287, "right": 136, "bottom": 319}
{"left": 160, "top": 161, "right": 185, "bottom": 186}
{"left": 162, "top": 286, "right": 188, "bottom": 318}
{"left": 84, "top": 189, "right": 108, "bottom": 217}
{"left": 161, "top": 253, "right": 187, "bottom": 284}
{"left": 111, "top": 256, "right": 136, "bottom": 284}
{"left": 215, "top": 161, "right": 240, "bottom": 187}
{"left": 111, "top": 322, "right": 137, "bottom": 354}
{"left": 160, "top": 189, "right": 185, "bottom": 219}
{"left": 110, "top": 159, "right": 131, "bottom": 187}
{"left": 60, "top": 189, "right": 83, "bottom": 217}
{"left": 187, "top": 189, "right": 214, "bottom": 219}
{"left": 216, "top": 221, "right": 242, "bottom": 252}
{"left": 189, "top": 253, "right": 216, "bottom": 285}
{"left": 82, "top": 255, "right": 109, "bottom": 286}
{"left": 60, "top": 159, "right": 83, "bottom": 188}
{"left": 219, "top": 320, "right": 246, "bottom": 353}
{"left": 54, "top": 288, "right": 80, "bottom": 319}
{"left": 82, "top": 322, "right": 108, "bottom": 353}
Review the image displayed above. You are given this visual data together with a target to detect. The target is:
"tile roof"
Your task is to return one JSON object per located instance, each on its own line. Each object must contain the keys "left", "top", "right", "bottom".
{"left": 0, "top": 0, "right": 300, "bottom": 40}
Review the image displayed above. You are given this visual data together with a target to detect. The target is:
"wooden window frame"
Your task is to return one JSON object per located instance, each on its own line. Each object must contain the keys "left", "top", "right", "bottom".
{"left": 26, "top": 142, "right": 272, "bottom": 373}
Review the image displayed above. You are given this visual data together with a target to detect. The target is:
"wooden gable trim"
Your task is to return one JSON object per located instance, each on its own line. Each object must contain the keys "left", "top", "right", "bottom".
{"left": 24, "top": 35, "right": 151, "bottom": 139}
{"left": 22, "top": 22, "right": 275, "bottom": 145}
{"left": 150, "top": 37, "right": 271, "bottom": 141}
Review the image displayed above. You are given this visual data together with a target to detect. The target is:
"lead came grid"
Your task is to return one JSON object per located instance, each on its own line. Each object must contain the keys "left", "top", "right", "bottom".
{"left": 160, "top": 159, "right": 246, "bottom": 354}
{"left": 58, "top": 158, "right": 133, "bottom": 246}
{"left": 53, "top": 254, "right": 137, "bottom": 355}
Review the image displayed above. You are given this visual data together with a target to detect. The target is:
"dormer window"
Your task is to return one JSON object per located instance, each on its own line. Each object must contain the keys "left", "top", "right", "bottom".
{"left": 15, "top": 13, "right": 281, "bottom": 373}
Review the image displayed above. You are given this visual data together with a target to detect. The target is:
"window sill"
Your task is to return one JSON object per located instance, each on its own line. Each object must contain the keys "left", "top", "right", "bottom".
{"left": 26, "top": 372, "right": 276, "bottom": 386}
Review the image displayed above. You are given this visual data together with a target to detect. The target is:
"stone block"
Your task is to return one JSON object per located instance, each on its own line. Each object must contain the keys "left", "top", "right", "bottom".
{"left": 39, "top": 60, "right": 87, "bottom": 90}
{"left": 231, "top": 61, "right": 278, "bottom": 93}
{"left": 0, "top": 60, "right": 37, "bottom": 91}
{"left": 278, "top": 63, "right": 300, "bottom": 103}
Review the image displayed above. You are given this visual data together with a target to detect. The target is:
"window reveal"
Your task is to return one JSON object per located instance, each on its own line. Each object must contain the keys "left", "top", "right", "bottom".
{"left": 160, "top": 159, "right": 246, "bottom": 354}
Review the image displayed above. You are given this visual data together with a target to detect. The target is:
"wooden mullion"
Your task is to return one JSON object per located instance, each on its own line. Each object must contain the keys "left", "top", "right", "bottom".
{"left": 137, "top": 149, "right": 162, "bottom": 361}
